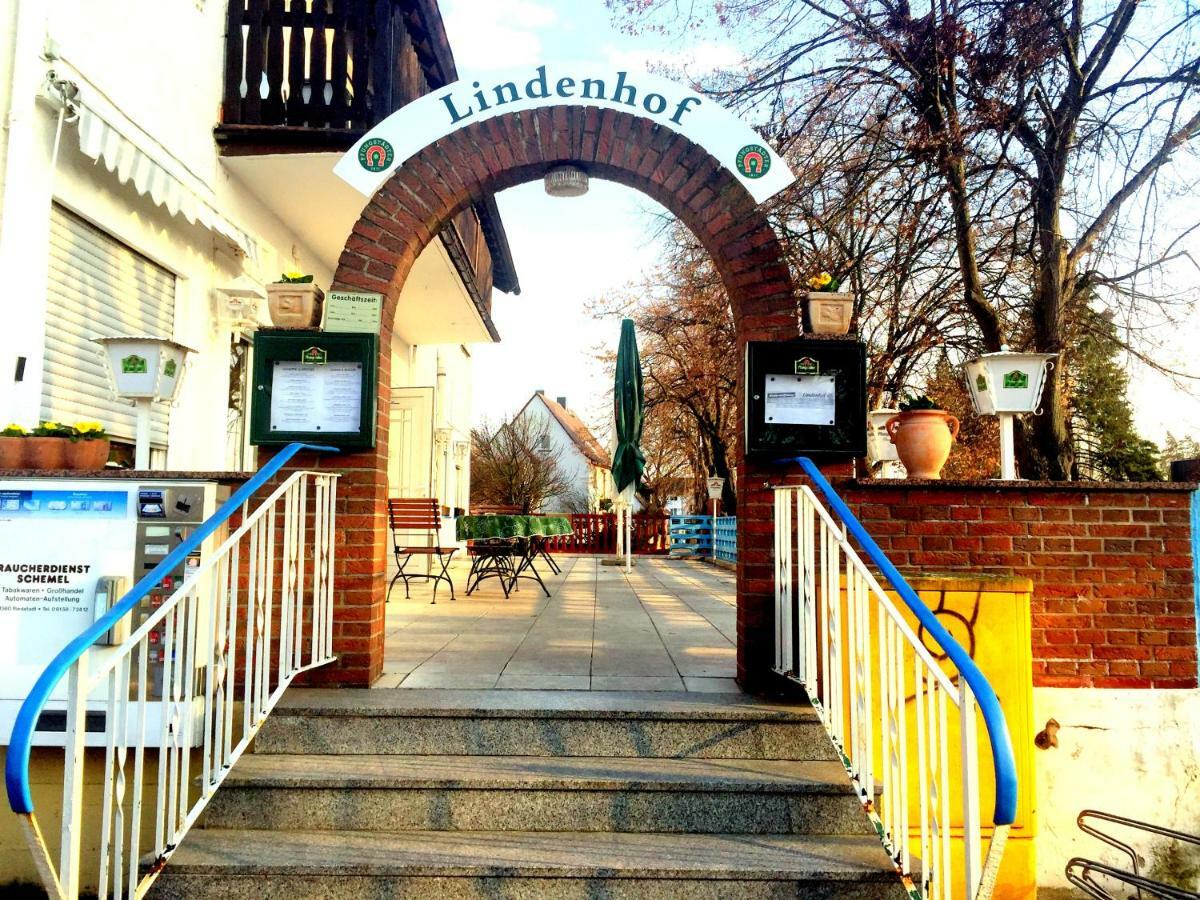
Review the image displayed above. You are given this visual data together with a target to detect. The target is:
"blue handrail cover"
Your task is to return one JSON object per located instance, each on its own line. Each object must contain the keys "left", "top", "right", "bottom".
{"left": 5, "top": 443, "right": 337, "bottom": 814}
{"left": 791, "top": 457, "right": 1019, "bottom": 827}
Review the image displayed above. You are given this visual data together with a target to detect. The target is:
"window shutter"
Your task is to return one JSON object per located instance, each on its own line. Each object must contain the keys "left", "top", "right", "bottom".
{"left": 42, "top": 205, "right": 176, "bottom": 445}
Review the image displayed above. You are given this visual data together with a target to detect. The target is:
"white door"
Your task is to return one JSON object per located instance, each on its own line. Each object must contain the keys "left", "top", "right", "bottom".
{"left": 389, "top": 387, "right": 435, "bottom": 498}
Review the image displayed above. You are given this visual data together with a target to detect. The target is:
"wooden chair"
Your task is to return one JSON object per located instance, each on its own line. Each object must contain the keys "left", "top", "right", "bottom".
{"left": 387, "top": 498, "right": 456, "bottom": 604}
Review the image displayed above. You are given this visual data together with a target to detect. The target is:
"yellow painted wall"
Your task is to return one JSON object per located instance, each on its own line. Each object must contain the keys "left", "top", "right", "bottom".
{"left": 831, "top": 573, "right": 1037, "bottom": 899}
{"left": 1, "top": 746, "right": 166, "bottom": 893}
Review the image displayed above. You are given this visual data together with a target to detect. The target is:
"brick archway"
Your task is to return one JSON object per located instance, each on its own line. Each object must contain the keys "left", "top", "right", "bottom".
{"left": 320, "top": 105, "right": 797, "bottom": 689}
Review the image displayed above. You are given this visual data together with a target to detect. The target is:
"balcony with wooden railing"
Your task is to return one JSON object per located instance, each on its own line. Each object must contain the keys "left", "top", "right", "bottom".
{"left": 216, "top": 0, "right": 520, "bottom": 301}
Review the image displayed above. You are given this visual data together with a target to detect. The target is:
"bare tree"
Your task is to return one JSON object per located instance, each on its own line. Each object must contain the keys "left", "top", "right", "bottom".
{"left": 470, "top": 417, "right": 571, "bottom": 514}
{"left": 611, "top": 0, "right": 1200, "bottom": 480}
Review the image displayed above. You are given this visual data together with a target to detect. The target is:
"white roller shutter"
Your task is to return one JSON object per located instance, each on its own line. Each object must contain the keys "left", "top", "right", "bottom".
{"left": 42, "top": 205, "right": 176, "bottom": 445}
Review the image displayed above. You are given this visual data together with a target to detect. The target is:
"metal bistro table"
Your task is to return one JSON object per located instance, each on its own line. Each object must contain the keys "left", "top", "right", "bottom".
{"left": 456, "top": 515, "right": 572, "bottom": 598}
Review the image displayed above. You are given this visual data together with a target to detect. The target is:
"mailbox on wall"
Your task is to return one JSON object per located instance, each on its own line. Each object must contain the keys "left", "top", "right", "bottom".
{"left": 250, "top": 330, "right": 378, "bottom": 449}
{"left": 745, "top": 339, "right": 867, "bottom": 459}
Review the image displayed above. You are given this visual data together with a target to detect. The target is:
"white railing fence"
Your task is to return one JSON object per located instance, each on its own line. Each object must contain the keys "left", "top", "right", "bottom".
{"left": 774, "top": 484, "right": 1012, "bottom": 900}
{"left": 21, "top": 470, "right": 338, "bottom": 900}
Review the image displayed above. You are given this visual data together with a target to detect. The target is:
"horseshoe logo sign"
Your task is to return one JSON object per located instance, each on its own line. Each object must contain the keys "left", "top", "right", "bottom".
{"left": 358, "top": 138, "right": 395, "bottom": 173}
{"left": 736, "top": 144, "right": 771, "bottom": 179}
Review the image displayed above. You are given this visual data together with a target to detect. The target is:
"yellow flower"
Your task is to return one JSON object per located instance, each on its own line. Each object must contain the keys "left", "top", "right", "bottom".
{"left": 817, "top": 272, "right": 832, "bottom": 287}
{"left": 40, "top": 421, "right": 60, "bottom": 430}
{"left": 4, "top": 423, "right": 25, "bottom": 433}
{"left": 75, "top": 421, "right": 104, "bottom": 434}
{"left": 284, "top": 271, "right": 305, "bottom": 280}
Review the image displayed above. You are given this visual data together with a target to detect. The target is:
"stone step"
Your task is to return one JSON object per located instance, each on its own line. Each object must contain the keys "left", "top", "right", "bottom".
{"left": 255, "top": 689, "right": 835, "bottom": 760}
{"left": 149, "top": 828, "right": 907, "bottom": 899}
{"left": 202, "top": 754, "right": 871, "bottom": 835}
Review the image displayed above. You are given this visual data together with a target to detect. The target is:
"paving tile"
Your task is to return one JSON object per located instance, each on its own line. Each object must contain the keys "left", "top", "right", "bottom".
{"left": 590, "top": 675, "right": 686, "bottom": 691}
{"left": 494, "top": 674, "right": 592, "bottom": 691}
{"left": 399, "top": 671, "right": 500, "bottom": 689}
{"left": 382, "top": 557, "right": 736, "bottom": 692}
{"left": 683, "top": 677, "right": 743, "bottom": 693}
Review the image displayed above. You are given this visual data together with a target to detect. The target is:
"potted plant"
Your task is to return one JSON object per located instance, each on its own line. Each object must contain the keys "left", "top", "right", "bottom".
{"left": 266, "top": 272, "right": 324, "bottom": 329}
{"left": 803, "top": 270, "right": 854, "bottom": 335}
{"left": 26, "top": 421, "right": 73, "bottom": 470}
{"left": 66, "top": 420, "right": 111, "bottom": 470}
{"left": 885, "top": 394, "right": 960, "bottom": 480}
{"left": 0, "top": 424, "right": 27, "bottom": 468}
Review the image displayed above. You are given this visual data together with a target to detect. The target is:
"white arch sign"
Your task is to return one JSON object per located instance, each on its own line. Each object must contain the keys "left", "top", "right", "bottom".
{"left": 334, "top": 64, "right": 795, "bottom": 205}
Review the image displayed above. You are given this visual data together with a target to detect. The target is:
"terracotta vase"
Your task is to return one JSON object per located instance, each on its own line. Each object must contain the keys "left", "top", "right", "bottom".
{"left": 0, "top": 436, "right": 25, "bottom": 468}
{"left": 885, "top": 410, "right": 960, "bottom": 479}
{"left": 25, "top": 436, "right": 69, "bottom": 470}
{"left": 65, "top": 438, "right": 111, "bottom": 471}
{"left": 266, "top": 283, "right": 324, "bottom": 328}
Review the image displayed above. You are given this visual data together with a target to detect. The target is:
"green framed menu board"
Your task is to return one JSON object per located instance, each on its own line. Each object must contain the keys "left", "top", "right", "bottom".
{"left": 250, "top": 330, "right": 378, "bottom": 449}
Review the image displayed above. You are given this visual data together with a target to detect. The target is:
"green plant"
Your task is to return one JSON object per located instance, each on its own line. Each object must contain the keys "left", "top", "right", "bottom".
{"left": 276, "top": 271, "right": 314, "bottom": 284}
{"left": 899, "top": 394, "right": 942, "bottom": 412}
{"left": 33, "top": 421, "right": 73, "bottom": 437}
{"left": 1, "top": 423, "right": 28, "bottom": 437}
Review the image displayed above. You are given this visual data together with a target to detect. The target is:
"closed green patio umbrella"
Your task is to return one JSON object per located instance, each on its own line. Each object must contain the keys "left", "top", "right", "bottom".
{"left": 612, "top": 318, "right": 644, "bottom": 572}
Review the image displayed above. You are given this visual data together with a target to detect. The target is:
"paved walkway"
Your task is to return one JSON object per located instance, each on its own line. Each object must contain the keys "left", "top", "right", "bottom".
{"left": 378, "top": 556, "right": 737, "bottom": 692}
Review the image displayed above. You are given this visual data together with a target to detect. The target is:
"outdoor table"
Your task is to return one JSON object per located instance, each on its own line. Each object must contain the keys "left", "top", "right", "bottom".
{"left": 456, "top": 515, "right": 572, "bottom": 598}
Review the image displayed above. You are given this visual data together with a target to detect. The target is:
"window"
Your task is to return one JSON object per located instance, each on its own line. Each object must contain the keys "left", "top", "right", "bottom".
{"left": 43, "top": 205, "right": 176, "bottom": 451}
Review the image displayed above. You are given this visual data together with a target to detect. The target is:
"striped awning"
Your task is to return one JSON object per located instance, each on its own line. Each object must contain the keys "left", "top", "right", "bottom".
{"left": 75, "top": 103, "right": 256, "bottom": 259}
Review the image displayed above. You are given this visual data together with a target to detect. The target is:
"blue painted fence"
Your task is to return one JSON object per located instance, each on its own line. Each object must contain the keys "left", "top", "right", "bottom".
{"left": 714, "top": 516, "right": 737, "bottom": 563}
{"left": 668, "top": 515, "right": 711, "bottom": 558}
{"left": 668, "top": 515, "right": 738, "bottom": 562}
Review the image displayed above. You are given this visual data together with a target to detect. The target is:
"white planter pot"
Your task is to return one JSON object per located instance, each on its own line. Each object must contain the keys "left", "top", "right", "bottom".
{"left": 804, "top": 292, "right": 854, "bottom": 335}
{"left": 266, "top": 283, "right": 324, "bottom": 329}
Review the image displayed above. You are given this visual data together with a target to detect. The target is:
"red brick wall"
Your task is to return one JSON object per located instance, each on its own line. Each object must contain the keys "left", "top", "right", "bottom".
{"left": 277, "top": 105, "right": 801, "bottom": 688}
{"left": 833, "top": 480, "right": 1198, "bottom": 689}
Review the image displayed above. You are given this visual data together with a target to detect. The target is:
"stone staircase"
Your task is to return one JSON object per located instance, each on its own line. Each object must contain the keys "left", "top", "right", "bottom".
{"left": 149, "top": 689, "right": 907, "bottom": 898}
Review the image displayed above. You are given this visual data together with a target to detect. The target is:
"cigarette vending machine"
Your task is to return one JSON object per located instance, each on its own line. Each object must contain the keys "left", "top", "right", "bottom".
{"left": 0, "top": 476, "right": 229, "bottom": 746}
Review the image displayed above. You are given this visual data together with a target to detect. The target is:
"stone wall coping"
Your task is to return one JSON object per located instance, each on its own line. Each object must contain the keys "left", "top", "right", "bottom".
{"left": 903, "top": 571, "right": 1035, "bottom": 594}
{"left": 0, "top": 469, "right": 253, "bottom": 483}
{"left": 832, "top": 477, "right": 1198, "bottom": 493}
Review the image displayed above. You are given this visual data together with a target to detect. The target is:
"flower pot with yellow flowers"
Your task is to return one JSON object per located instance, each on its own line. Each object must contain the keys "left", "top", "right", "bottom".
{"left": 26, "top": 421, "right": 73, "bottom": 470}
{"left": 65, "top": 421, "right": 111, "bottom": 470}
{"left": 266, "top": 272, "right": 324, "bottom": 329}
{"left": 0, "top": 424, "right": 27, "bottom": 468}
{"left": 803, "top": 270, "right": 854, "bottom": 335}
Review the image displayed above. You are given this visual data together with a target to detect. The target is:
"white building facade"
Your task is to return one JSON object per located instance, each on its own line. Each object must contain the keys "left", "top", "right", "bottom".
{"left": 0, "top": 0, "right": 518, "bottom": 498}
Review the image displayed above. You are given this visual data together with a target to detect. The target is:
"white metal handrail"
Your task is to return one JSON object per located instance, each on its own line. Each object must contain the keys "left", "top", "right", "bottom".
{"left": 775, "top": 479, "right": 1013, "bottom": 900}
{"left": 14, "top": 469, "right": 338, "bottom": 900}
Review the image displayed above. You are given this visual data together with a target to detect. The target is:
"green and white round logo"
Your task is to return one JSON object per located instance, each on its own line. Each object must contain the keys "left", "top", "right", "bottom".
{"left": 736, "top": 144, "right": 771, "bottom": 179}
{"left": 358, "top": 138, "right": 395, "bottom": 173}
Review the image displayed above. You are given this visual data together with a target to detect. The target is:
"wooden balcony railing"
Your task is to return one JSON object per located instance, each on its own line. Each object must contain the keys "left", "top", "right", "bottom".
{"left": 221, "top": 0, "right": 418, "bottom": 137}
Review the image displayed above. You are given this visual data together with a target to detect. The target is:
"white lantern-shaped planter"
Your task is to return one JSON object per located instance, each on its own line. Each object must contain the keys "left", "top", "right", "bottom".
{"left": 93, "top": 335, "right": 195, "bottom": 468}
{"left": 963, "top": 348, "right": 1056, "bottom": 479}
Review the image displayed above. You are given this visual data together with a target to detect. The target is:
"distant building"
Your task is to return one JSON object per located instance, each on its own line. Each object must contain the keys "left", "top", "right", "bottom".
{"left": 515, "top": 391, "right": 615, "bottom": 513}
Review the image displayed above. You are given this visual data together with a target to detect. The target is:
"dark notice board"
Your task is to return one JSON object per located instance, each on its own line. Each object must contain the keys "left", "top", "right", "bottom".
{"left": 745, "top": 339, "right": 867, "bottom": 459}
{"left": 250, "top": 330, "right": 378, "bottom": 449}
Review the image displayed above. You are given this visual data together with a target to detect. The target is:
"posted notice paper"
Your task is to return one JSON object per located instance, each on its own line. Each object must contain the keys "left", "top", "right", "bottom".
{"left": 270, "top": 361, "right": 363, "bottom": 432}
{"left": 764, "top": 374, "right": 836, "bottom": 426}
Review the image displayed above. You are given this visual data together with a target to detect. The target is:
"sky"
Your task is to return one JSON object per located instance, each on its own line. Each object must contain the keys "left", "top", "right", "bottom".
{"left": 441, "top": 0, "right": 733, "bottom": 435}
{"left": 442, "top": 0, "right": 1200, "bottom": 445}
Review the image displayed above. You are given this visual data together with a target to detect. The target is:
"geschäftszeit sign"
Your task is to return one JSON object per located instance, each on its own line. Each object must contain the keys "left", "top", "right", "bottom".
{"left": 335, "top": 64, "right": 795, "bottom": 205}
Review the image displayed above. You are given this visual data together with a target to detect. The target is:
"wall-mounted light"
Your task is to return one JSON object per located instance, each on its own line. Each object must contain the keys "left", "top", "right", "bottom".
{"left": 214, "top": 274, "right": 267, "bottom": 331}
{"left": 544, "top": 165, "right": 589, "bottom": 197}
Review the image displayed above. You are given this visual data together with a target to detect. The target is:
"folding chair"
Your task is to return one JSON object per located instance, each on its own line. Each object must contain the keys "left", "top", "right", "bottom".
{"left": 387, "top": 498, "right": 456, "bottom": 604}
